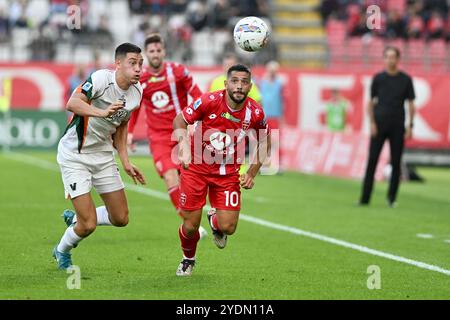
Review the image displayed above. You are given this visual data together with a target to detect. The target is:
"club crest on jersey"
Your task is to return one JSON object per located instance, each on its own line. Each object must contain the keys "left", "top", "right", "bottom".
{"left": 193, "top": 99, "right": 202, "bottom": 110}
{"left": 221, "top": 112, "right": 240, "bottom": 123}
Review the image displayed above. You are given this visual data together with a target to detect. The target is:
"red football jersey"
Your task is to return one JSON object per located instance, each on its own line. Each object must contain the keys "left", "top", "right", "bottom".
{"left": 128, "top": 62, "right": 202, "bottom": 142}
{"left": 181, "top": 90, "right": 270, "bottom": 176}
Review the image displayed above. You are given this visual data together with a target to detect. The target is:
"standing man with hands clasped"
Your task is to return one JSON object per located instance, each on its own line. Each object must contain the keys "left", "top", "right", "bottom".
{"left": 359, "top": 46, "right": 416, "bottom": 208}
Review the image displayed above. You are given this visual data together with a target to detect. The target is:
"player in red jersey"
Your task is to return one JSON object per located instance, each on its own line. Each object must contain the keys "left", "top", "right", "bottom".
{"left": 173, "top": 64, "right": 271, "bottom": 276}
{"left": 127, "top": 34, "right": 205, "bottom": 222}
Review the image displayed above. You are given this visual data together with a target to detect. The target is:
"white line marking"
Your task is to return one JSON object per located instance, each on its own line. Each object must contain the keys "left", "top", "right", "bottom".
{"left": 416, "top": 233, "right": 434, "bottom": 239}
{"left": 4, "top": 152, "right": 450, "bottom": 276}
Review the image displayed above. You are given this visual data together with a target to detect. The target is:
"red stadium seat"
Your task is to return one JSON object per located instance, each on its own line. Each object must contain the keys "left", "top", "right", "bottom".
{"left": 328, "top": 37, "right": 346, "bottom": 65}
{"left": 326, "top": 19, "right": 347, "bottom": 42}
{"left": 367, "top": 37, "right": 385, "bottom": 61}
{"left": 427, "top": 40, "right": 447, "bottom": 61}
{"left": 387, "top": 0, "right": 406, "bottom": 12}
{"left": 406, "top": 40, "right": 426, "bottom": 66}
{"left": 426, "top": 40, "right": 449, "bottom": 73}
{"left": 327, "top": 20, "right": 348, "bottom": 67}
{"left": 347, "top": 37, "right": 365, "bottom": 62}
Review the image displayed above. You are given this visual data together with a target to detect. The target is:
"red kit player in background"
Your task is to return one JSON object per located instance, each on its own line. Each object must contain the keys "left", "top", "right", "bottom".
{"left": 173, "top": 64, "right": 271, "bottom": 276}
{"left": 127, "top": 34, "right": 207, "bottom": 236}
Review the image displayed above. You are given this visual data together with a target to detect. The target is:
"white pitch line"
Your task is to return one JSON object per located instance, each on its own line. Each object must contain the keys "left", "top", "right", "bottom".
{"left": 416, "top": 233, "right": 434, "bottom": 239}
{"left": 3, "top": 152, "right": 450, "bottom": 276}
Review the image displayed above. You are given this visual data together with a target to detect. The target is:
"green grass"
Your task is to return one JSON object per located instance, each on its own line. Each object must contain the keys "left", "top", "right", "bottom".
{"left": 0, "top": 151, "right": 449, "bottom": 299}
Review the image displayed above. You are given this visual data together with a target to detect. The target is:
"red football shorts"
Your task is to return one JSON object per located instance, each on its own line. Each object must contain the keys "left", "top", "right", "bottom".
{"left": 149, "top": 139, "right": 180, "bottom": 177}
{"left": 179, "top": 168, "right": 241, "bottom": 211}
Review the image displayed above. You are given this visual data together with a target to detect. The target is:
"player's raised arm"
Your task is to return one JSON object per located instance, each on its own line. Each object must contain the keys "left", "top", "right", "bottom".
{"left": 67, "top": 92, "right": 124, "bottom": 118}
{"left": 67, "top": 71, "right": 125, "bottom": 118}
{"left": 113, "top": 120, "right": 146, "bottom": 185}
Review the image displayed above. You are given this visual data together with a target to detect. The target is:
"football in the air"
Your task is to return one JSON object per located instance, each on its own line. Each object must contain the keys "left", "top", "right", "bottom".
{"left": 233, "top": 16, "right": 270, "bottom": 52}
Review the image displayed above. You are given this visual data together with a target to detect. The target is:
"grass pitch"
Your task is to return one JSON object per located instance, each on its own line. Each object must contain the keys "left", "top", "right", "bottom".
{"left": 0, "top": 151, "right": 449, "bottom": 299}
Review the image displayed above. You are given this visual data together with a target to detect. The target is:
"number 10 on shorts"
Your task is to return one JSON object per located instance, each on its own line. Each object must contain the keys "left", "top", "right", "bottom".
{"left": 224, "top": 191, "right": 239, "bottom": 207}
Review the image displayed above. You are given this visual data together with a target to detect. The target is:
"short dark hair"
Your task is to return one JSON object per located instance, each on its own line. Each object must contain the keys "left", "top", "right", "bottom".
{"left": 384, "top": 46, "right": 401, "bottom": 58}
{"left": 115, "top": 42, "right": 141, "bottom": 60}
{"left": 144, "top": 33, "right": 165, "bottom": 49}
{"left": 227, "top": 64, "right": 251, "bottom": 78}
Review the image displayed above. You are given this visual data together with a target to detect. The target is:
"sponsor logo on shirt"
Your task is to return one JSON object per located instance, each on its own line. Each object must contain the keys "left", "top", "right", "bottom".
{"left": 151, "top": 91, "right": 170, "bottom": 109}
{"left": 221, "top": 112, "right": 241, "bottom": 123}
{"left": 148, "top": 76, "right": 166, "bottom": 83}
{"left": 209, "top": 132, "right": 232, "bottom": 150}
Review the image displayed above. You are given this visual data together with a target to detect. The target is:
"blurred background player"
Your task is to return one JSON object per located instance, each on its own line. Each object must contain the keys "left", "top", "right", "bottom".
{"left": 53, "top": 43, "right": 146, "bottom": 270}
{"left": 359, "top": 46, "right": 416, "bottom": 208}
{"left": 173, "top": 64, "right": 270, "bottom": 276}
{"left": 322, "top": 88, "right": 351, "bottom": 133}
{"left": 209, "top": 52, "right": 262, "bottom": 103}
{"left": 126, "top": 33, "right": 207, "bottom": 237}
{"left": 257, "top": 60, "right": 285, "bottom": 173}
{"left": 258, "top": 60, "right": 285, "bottom": 130}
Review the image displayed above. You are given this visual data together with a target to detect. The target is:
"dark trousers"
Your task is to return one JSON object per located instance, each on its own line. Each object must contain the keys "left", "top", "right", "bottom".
{"left": 360, "top": 119, "right": 405, "bottom": 204}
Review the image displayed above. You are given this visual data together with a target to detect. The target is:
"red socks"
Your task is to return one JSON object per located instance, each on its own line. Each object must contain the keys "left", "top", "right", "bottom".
{"left": 211, "top": 213, "right": 221, "bottom": 232}
{"left": 179, "top": 224, "right": 200, "bottom": 259}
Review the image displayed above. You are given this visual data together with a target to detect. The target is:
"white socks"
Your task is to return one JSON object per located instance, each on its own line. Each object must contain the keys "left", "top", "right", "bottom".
{"left": 95, "top": 206, "right": 113, "bottom": 226}
{"left": 57, "top": 206, "right": 113, "bottom": 253}
{"left": 183, "top": 254, "right": 195, "bottom": 261}
{"left": 71, "top": 206, "right": 113, "bottom": 226}
{"left": 57, "top": 226, "right": 82, "bottom": 253}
